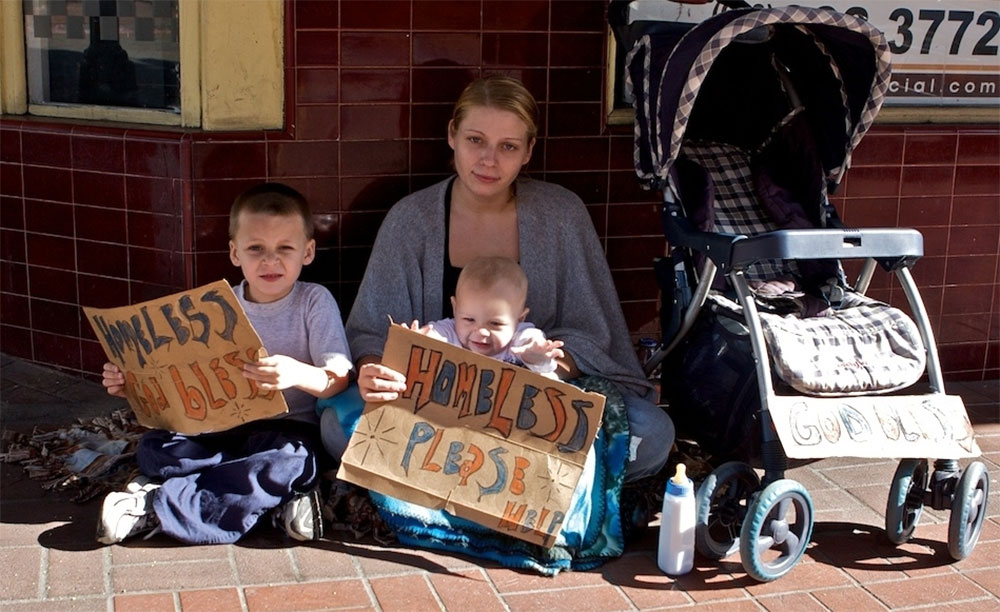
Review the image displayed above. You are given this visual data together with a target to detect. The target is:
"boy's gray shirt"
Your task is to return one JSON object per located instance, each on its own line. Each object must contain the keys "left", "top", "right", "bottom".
{"left": 345, "top": 177, "right": 653, "bottom": 399}
{"left": 235, "top": 280, "right": 352, "bottom": 421}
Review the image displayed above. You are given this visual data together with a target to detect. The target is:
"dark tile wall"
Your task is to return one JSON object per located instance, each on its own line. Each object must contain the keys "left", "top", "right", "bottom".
{"left": 1, "top": 1, "right": 997, "bottom": 382}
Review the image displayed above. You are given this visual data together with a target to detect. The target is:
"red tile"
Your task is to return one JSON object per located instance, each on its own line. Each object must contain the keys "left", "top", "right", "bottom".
{"left": 544, "top": 138, "right": 610, "bottom": 172}
{"left": 295, "top": 105, "right": 340, "bottom": 141}
{"left": 32, "top": 330, "right": 82, "bottom": 371}
{"left": 484, "top": 0, "right": 549, "bottom": 31}
{"left": 614, "top": 268, "right": 660, "bottom": 302}
{"left": 76, "top": 205, "right": 127, "bottom": 243}
{"left": 192, "top": 141, "right": 267, "bottom": 180}
{"left": 193, "top": 214, "right": 228, "bottom": 251}
{"left": 550, "top": 68, "right": 604, "bottom": 102}
{"left": 0, "top": 126, "right": 21, "bottom": 162}
{"left": 340, "top": 176, "right": 410, "bottom": 212}
{"left": 553, "top": 0, "right": 606, "bottom": 30}
{"left": 939, "top": 313, "right": 992, "bottom": 344}
{"left": 113, "top": 593, "right": 176, "bottom": 612}
{"left": 920, "top": 226, "right": 950, "bottom": 257}
{"left": 545, "top": 171, "right": 608, "bottom": 205}
{"left": 1, "top": 162, "right": 22, "bottom": 197}
{"left": 27, "top": 265, "right": 78, "bottom": 303}
{"left": 26, "top": 233, "right": 75, "bottom": 269}
{"left": 21, "top": 129, "right": 71, "bottom": 167}
{"left": 24, "top": 199, "right": 74, "bottom": 237}
{"left": 267, "top": 141, "right": 339, "bottom": 177}
{"left": 413, "top": 32, "right": 481, "bottom": 66}
{"left": 898, "top": 195, "right": 951, "bottom": 228}
{"left": 126, "top": 175, "right": 181, "bottom": 214}
{"left": 949, "top": 225, "right": 999, "bottom": 256}
{"left": 839, "top": 196, "right": 898, "bottom": 227}
{"left": 271, "top": 176, "right": 340, "bottom": 214}
{"left": 413, "top": 0, "right": 481, "bottom": 30}
{"left": 957, "top": 132, "right": 1000, "bottom": 164}
{"left": 79, "top": 273, "right": 130, "bottom": 308}
{"left": 72, "top": 134, "right": 124, "bottom": 173}
{"left": 244, "top": 579, "right": 372, "bottom": 611}
{"left": 296, "top": 30, "right": 339, "bottom": 66}
{"left": 483, "top": 32, "right": 548, "bottom": 66}
{"left": 193, "top": 179, "right": 260, "bottom": 216}
{"left": 1, "top": 228, "right": 25, "bottom": 264}
{"left": 945, "top": 254, "right": 997, "bottom": 285}
{"left": 294, "top": 1, "right": 338, "bottom": 29}
{"left": 845, "top": 165, "right": 901, "bottom": 198}
{"left": 900, "top": 164, "right": 954, "bottom": 197}
{"left": 411, "top": 67, "right": 477, "bottom": 104}
{"left": 1, "top": 324, "right": 32, "bottom": 359}
{"left": 608, "top": 170, "right": 659, "bottom": 205}
{"left": 909, "top": 255, "right": 945, "bottom": 287}
{"left": 1, "top": 291, "right": 29, "bottom": 326}
{"left": 125, "top": 138, "right": 182, "bottom": 177}
{"left": 410, "top": 139, "right": 452, "bottom": 174}
{"left": 342, "top": 32, "right": 410, "bottom": 67}
{"left": 194, "top": 252, "right": 237, "bottom": 287}
{"left": 851, "top": 133, "right": 904, "bottom": 166}
{"left": 955, "top": 164, "right": 1000, "bottom": 195}
{"left": 548, "top": 101, "right": 604, "bottom": 138}
{"left": 30, "top": 297, "right": 81, "bottom": 336}
{"left": 297, "top": 68, "right": 339, "bottom": 104}
{"left": 586, "top": 202, "right": 607, "bottom": 236}
{"left": 942, "top": 284, "right": 994, "bottom": 315}
{"left": 340, "top": 140, "right": 408, "bottom": 176}
{"left": 342, "top": 0, "right": 410, "bottom": 29}
{"left": 341, "top": 105, "right": 408, "bottom": 140}
{"left": 606, "top": 236, "right": 664, "bottom": 271}
{"left": 952, "top": 195, "right": 1000, "bottom": 226}
{"left": 370, "top": 575, "right": 443, "bottom": 612}
{"left": 428, "top": 569, "right": 507, "bottom": 612}
{"left": 128, "top": 247, "right": 185, "bottom": 285}
{"left": 550, "top": 33, "right": 605, "bottom": 67}
{"left": 341, "top": 69, "right": 410, "bottom": 103}
{"left": 1, "top": 260, "right": 28, "bottom": 293}
{"left": 77, "top": 240, "right": 129, "bottom": 277}
{"left": 178, "top": 588, "right": 244, "bottom": 612}
{"left": 128, "top": 211, "right": 181, "bottom": 250}
{"left": 74, "top": 170, "right": 125, "bottom": 208}
{"left": 903, "top": 133, "right": 957, "bottom": 165}
{"left": 22, "top": 165, "right": 71, "bottom": 202}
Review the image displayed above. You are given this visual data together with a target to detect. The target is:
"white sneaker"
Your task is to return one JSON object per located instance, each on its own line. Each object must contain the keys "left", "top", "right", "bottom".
{"left": 96, "top": 478, "right": 161, "bottom": 545}
{"left": 276, "top": 488, "right": 324, "bottom": 542}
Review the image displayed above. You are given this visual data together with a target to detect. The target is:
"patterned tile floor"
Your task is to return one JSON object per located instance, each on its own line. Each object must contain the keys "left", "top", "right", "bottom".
{"left": 2, "top": 353, "right": 998, "bottom": 611}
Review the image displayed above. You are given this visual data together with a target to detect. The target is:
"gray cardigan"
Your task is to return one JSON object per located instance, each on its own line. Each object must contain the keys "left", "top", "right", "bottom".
{"left": 345, "top": 177, "right": 653, "bottom": 399}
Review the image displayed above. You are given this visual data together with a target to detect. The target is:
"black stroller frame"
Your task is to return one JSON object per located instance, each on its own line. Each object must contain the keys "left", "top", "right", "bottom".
{"left": 622, "top": 3, "right": 990, "bottom": 582}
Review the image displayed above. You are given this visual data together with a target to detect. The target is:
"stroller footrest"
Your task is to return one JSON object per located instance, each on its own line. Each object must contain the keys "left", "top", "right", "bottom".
{"left": 766, "top": 394, "right": 980, "bottom": 460}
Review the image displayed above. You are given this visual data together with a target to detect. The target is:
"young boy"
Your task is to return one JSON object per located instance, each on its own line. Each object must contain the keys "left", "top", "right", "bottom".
{"left": 417, "top": 256, "right": 564, "bottom": 375}
{"left": 97, "top": 183, "right": 352, "bottom": 545}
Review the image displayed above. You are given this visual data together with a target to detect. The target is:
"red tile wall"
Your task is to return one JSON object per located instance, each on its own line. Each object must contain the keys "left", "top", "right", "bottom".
{"left": 1, "top": 1, "right": 997, "bottom": 383}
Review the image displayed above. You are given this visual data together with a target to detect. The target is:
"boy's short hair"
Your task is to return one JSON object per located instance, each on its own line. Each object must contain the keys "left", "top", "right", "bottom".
{"left": 457, "top": 256, "right": 528, "bottom": 305}
{"left": 229, "top": 183, "right": 313, "bottom": 239}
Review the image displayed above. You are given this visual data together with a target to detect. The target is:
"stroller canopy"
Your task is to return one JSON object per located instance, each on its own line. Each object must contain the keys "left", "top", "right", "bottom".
{"left": 627, "top": 5, "right": 891, "bottom": 191}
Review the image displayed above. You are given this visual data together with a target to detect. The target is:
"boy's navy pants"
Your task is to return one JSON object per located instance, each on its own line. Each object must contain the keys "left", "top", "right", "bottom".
{"left": 136, "top": 421, "right": 319, "bottom": 544}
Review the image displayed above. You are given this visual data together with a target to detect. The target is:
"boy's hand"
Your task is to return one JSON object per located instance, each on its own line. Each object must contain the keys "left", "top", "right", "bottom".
{"left": 510, "top": 337, "right": 565, "bottom": 365}
{"left": 102, "top": 362, "right": 127, "bottom": 398}
{"left": 243, "top": 355, "right": 312, "bottom": 391}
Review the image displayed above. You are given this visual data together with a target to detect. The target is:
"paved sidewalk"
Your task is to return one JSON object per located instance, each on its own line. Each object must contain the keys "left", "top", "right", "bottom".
{"left": 2, "top": 353, "right": 998, "bottom": 612}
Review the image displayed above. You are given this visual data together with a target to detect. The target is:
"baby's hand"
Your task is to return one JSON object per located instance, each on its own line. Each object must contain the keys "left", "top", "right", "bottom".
{"left": 402, "top": 319, "right": 446, "bottom": 342}
{"left": 242, "top": 354, "right": 308, "bottom": 391}
{"left": 102, "top": 362, "right": 127, "bottom": 398}
{"left": 511, "top": 337, "right": 565, "bottom": 365}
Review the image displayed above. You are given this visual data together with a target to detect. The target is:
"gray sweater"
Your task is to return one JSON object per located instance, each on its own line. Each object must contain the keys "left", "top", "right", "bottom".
{"left": 345, "top": 177, "right": 653, "bottom": 399}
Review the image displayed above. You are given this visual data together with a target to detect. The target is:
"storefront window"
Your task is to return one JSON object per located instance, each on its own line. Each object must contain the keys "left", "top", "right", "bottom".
{"left": 22, "top": 0, "right": 179, "bottom": 111}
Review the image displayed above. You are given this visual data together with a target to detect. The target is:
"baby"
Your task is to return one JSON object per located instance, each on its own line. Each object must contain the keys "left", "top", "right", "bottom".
{"left": 413, "top": 256, "right": 564, "bottom": 377}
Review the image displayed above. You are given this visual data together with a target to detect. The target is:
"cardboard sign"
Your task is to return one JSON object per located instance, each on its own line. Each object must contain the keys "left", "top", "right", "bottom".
{"left": 769, "top": 394, "right": 981, "bottom": 460}
{"left": 337, "top": 325, "right": 606, "bottom": 548}
{"left": 83, "top": 280, "right": 288, "bottom": 435}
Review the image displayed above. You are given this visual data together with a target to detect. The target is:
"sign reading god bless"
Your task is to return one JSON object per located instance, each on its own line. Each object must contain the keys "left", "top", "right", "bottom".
{"left": 337, "top": 325, "right": 606, "bottom": 548}
{"left": 83, "top": 280, "right": 288, "bottom": 435}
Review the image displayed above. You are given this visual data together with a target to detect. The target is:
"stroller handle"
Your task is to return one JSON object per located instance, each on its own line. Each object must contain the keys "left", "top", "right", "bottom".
{"left": 729, "top": 228, "right": 923, "bottom": 271}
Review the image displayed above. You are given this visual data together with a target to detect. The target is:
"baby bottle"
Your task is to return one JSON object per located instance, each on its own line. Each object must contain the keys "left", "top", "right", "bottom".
{"left": 657, "top": 463, "right": 695, "bottom": 576}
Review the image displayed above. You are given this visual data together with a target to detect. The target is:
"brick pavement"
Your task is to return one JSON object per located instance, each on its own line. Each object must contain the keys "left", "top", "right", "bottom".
{"left": 1, "top": 353, "right": 998, "bottom": 611}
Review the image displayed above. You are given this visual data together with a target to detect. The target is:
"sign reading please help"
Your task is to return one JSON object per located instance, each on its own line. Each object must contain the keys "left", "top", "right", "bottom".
{"left": 337, "top": 325, "right": 606, "bottom": 548}
{"left": 83, "top": 280, "right": 288, "bottom": 434}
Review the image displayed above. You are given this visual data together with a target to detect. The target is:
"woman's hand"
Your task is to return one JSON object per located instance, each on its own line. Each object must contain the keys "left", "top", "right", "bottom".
{"left": 357, "top": 361, "right": 408, "bottom": 402}
{"left": 102, "top": 362, "right": 127, "bottom": 398}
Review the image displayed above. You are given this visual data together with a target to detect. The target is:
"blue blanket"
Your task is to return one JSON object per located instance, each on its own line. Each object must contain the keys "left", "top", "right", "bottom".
{"left": 318, "top": 376, "right": 630, "bottom": 576}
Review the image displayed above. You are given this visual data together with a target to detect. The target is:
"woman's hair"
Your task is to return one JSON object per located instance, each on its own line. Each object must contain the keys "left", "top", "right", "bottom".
{"left": 450, "top": 75, "right": 539, "bottom": 142}
{"left": 229, "top": 182, "right": 313, "bottom": 239}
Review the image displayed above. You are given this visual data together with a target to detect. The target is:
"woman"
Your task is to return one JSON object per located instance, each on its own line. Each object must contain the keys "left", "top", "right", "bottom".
{"left": 340, "top": 75, "right": 672, "bottom": 482}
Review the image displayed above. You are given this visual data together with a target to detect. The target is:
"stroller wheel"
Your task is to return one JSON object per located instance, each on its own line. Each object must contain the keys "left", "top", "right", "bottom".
{"left": 948, "top": 461, "right": 990, "bottom": 561}
{"left": 695, "top": 461, "right": 760, "bottom": 560}
{"left": 739, "top": 479, "right": 813, "bottom": 582}
{"left": 885, "top": 458, "right": 929, "bottom": 545}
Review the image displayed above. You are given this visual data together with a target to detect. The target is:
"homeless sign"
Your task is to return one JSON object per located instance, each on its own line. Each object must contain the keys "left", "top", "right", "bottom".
{"left": 83, "top": 280, "right": 287, "bottom": 434}
{"left": 337, "top": 325, "right": 606, "bottom": 548}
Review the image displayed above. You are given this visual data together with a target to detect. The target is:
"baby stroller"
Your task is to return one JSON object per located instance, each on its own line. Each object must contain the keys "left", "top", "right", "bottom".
{"left": 624, "top": 3, "right": 990, "bottom": 582}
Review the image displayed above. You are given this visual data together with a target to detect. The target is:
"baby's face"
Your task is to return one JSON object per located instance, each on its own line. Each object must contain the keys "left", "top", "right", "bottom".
{"left": 451, "top": 282, "right": 527, "bottom": 358}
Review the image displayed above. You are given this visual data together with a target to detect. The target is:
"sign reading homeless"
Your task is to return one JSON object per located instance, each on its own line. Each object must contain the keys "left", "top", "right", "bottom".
{"left": 83, "top": 280, "right": 288, "bottom": 434}
{"left": 337, "top": 325, "right": 606, "bottom": 548}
